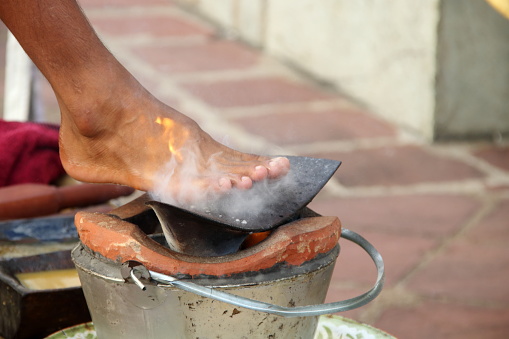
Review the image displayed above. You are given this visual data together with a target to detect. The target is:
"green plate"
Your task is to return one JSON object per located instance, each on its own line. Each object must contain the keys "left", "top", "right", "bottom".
{"left": 45, "top": 322, "right": 96, "bottom": 339}
{"left": 46, "top": 316, "right": 396, "bottom": 339}
{"left": 314, "top": 315, "right": 396, "bottom": 339}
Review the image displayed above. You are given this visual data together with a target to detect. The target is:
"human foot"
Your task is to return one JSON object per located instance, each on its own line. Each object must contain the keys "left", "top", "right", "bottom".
{"left": 0, "top": 0, "right": 289, "bottom": 203}
{"left": 58, "top": 89, "right": 290, "bottom": 204}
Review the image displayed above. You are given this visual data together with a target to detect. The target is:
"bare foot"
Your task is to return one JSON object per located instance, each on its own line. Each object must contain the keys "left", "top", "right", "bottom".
{"left": 57, "top": 79, "right": 289, "bottom": 203}
{"left": 0, "top": 0, "right": 289, "bottom": 204}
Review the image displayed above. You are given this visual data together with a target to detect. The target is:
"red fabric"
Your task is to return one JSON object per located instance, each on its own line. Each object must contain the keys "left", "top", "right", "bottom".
{"left": 0, "top": 119, "right": 65, "bottom": 187}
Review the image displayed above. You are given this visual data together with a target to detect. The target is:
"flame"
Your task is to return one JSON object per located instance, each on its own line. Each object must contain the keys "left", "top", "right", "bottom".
{"left": 155, "top": 116, "right": 187, "bottom": 162}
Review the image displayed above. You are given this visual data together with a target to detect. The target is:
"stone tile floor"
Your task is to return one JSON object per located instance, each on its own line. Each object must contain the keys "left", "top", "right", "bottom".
{"left": 2, "top": 0, "right": 509, "bottom": 338}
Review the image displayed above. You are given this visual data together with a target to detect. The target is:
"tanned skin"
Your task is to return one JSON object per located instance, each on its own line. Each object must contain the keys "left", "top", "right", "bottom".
{"left": 0, "top": 0, "right": 289, "bottom": 198}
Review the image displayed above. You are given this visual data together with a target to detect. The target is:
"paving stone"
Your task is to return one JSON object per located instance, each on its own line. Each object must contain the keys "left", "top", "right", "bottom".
{"left": 309, "top": 194, "right": 481, "bottom": 238}
{"left": 375, "top": 301, "right": 509, "bottom": 339}
{"left": 90, "top": 13, "right": 212, "bottom": 38}
{"left": 331, "top": 230, "right": 435, "bottom": 286}
{"left": 406, "top": 238, "right": 509, "bottom": 304}
{"left": 80, "top": 0, "right": 172, "bottom": 8}
{"left": 464, "top": 198, "right": 509, "bottom": 247}
{"left": 231, "top": 108, "right": 396, "bottom": 145}
{"left": 472, "top": 145, "right": 509, "bottom": 172}
{"left": 132, "top": 40, "right": 259, "bottom": 74}
{"left": 324, "top": 286, "right": 372, "bottom": 320}
{"left": 181, "top": 77, "right": 335, "bottom": 108}
{"left": 487, "top": 182, "right": 509, "bottom": 192}
{"left": 405, "top": 198, "right": 509, "bottom": 306}
{"left": 314, "top": 145, "right": 485, "bottom": 186}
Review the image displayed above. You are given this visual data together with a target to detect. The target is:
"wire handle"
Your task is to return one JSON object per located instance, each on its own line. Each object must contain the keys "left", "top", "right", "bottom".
{"left": 130, "top": 228, "right": 384, "bottom": 318}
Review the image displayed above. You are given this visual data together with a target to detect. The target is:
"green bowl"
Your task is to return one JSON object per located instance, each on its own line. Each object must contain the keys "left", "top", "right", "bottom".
{"left": 314, "top": 315, "right": 396, "bottom": 339}
{"left": 46, "top": 316, "right": 396, "bottom": 339}
{"left": 45, "top": 322, "right": 96, "bottom": 339}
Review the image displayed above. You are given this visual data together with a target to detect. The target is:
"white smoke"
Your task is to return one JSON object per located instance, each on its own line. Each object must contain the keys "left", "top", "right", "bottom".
{"left": 148, "top": 145, "right": 295, "bottom": 228}
{"left": 149, "top": 144, "right": 215, "bottom": 207}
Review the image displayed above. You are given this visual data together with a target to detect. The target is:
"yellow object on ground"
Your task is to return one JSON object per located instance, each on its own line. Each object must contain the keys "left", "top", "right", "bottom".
{"left": 16, "top": 268, "right": 81, "bottom": 290}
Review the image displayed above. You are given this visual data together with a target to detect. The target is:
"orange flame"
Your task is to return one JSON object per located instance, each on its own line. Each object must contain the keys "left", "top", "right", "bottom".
{"left": 155, "top": 116, "right": 186, "bottom": 162}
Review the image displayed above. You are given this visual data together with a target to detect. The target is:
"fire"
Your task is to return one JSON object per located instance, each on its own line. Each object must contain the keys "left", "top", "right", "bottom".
{"left": 155, "top": 116, "right": 187, "bottom": 162}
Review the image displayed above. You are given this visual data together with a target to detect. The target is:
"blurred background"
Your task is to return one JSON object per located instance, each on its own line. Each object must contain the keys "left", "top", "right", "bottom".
{"left": 0, "top": 1, "right": 508, "bottom": 338}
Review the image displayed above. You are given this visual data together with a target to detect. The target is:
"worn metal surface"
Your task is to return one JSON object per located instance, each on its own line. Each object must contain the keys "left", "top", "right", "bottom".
{"left": 72, "top": 243, "right": 338, "bottom": 339}
{"left": 154, "top": 156, "right": 341, "bottom": 232}
{"left": 126, "top": 229, "right": 384, "bottom": 317}
{"left": 146, "top": 201, "right": 249, "bottom": 257}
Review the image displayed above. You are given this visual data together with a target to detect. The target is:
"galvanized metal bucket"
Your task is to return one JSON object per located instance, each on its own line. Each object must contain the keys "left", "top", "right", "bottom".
{"left": 72, "top": 229, "right": 383, "bottom": 339}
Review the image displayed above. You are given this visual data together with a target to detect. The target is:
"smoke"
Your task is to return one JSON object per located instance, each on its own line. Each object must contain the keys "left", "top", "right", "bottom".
{"left": 200, "top": 168, "right": 296, "bottom": 227}
{"left": 149, "top": 144, "right": 213, "bottom": 206}
{"left": 149, "top": 146, "right": 295, "bottom": 229}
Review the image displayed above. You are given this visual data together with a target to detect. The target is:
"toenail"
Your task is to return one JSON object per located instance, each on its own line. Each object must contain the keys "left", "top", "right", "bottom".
{"left": 271, "top": 156, "right": 286, "bottom": 165}
{"left": 271, "top": 157, "right": 291, "bottom": 169}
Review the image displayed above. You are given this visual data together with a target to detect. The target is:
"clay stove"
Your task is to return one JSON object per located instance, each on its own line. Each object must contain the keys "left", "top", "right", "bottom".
{"left": 71, "top": 156, "right": 383, "bottom": 338}
{"left": 72, "top": 191, "right": 384, "bottom": 339}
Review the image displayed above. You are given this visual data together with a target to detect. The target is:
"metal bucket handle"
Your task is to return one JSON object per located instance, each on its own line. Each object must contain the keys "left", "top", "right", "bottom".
{"left": 125, "top": 228, "right": 385, "bottom": 318}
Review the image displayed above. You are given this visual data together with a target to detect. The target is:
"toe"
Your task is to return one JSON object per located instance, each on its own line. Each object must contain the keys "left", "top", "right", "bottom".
{"left": 236, "top": 176, "right": 253, "bottom": 190}
{"left": 217, "top": 177, "right": 233, "bottom": 192}
{"left": 267, "top": 157, "right": 290, "bottom": 178}
{"left": 252, "top": 165, "right": 269, "bottom": 181}
{"left": 217, "top": 175, "right": 253, "bottom": 191}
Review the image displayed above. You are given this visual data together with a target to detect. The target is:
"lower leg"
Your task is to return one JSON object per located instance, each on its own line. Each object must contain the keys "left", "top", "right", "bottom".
{"left": 0, "top": 0, "right": 289, "bottom": 198}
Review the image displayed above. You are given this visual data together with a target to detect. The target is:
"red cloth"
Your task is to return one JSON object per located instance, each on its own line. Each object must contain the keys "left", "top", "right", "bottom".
{"left": 0, "top": 119, "right": 65, "bottom": 187}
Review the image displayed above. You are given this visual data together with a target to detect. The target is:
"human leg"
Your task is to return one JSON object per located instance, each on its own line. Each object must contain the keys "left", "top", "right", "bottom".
{"left": 0, "top": 0, "right": 289, "bottom": 198}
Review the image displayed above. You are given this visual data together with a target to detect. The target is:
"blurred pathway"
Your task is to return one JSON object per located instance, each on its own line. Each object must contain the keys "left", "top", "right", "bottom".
{"left": 6, "top": 0, "right": 509, "bottom": 337}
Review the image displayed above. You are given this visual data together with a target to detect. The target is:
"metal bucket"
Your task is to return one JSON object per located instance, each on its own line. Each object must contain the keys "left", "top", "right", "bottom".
{"left": 72, "top": 229, "right": 384, "bottom": 339}
{"left": 73, "top": 242, "right": 337, "bottom": 338}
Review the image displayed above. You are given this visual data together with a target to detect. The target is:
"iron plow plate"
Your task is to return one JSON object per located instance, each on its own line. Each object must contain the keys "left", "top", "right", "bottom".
{"left": 156, "top": 156, "right": 341, "bottom": 232}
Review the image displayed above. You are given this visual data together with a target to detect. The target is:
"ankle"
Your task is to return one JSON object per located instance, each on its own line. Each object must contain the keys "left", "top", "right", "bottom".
{"left": 59, "top": 76, "right": 144, "bottom": 138}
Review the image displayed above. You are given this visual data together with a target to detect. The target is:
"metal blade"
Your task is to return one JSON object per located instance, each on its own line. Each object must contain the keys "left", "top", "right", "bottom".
{"left": 146, "top": 201, "right": 249, "bottom": 257}
{"left": 159, "top": 156, "right": 341, "bottom": 232}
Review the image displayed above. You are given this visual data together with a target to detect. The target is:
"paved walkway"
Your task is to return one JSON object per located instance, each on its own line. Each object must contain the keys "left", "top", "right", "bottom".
{"left": 4, "top": 0, "right": 509, "bottom": 338}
